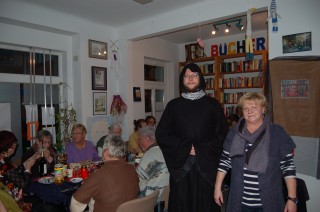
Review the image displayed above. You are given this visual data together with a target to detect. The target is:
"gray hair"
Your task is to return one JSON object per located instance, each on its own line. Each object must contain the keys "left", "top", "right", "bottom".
{"left": 36, "top": 130, "right": 52, "bottom": 141}
{"left": 102, "top": 136, "right": 126, "bottom": 158}
{"left": 108, "top": 124, "right": 122, "bottom": 134}
{"left": 140, "top": 126, "right": 156, "bottom": 143}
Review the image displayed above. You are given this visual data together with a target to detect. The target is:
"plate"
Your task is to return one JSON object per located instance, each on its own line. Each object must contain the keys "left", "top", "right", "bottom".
{"left": 70, "top": 177, "right": 83, "bottom": 183}
{"left": 38, "top": 176, "right": 54, "bottom": 184}
{"left": 92, "top": 161, "right": 104, "bottom": 165}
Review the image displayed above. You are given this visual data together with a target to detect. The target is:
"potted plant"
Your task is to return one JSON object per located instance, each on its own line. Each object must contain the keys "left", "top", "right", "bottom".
{"left": 55, "top": 82, "right": 77, "bottom": 152}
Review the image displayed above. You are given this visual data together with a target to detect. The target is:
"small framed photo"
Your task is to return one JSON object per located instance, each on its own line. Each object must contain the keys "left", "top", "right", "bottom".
{"left": 89, "top": 39, "right": 108, "bottom": 60}
{"left": 93, "top": 92, "right": 107, "bottom": 115}
{"left": 282, "top": 32, "right": 312, "bottom": 54}
{"left": 133, "top": 87, "right": 141, "bottom": 102}
{"left": 92, "top": 66, "right": 107, "bottom": 90}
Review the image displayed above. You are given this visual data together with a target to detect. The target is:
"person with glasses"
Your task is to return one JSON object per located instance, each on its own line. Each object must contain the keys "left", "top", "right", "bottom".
{"left": 21, "top": 130, "right": 57, "bottom": 178}
{"left": 214, "top": 93, "right": 297, "bottom": 212}
{"left": 0, "top": 130, "right": 37, "bottom": 211}
{"left": 156, "top": 63, "right": 229, "bottom": 212}
{"left": 66, "top": 123, "right": 100, "bottom": 164}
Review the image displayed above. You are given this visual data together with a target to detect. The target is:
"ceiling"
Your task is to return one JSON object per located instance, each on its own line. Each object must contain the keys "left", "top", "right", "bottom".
{"left": 15, "top": 0, "right": 268, "bottom": 44}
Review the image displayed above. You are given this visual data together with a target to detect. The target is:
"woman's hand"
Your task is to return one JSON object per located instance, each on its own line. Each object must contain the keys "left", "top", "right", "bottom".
{"left": 284, "top": 200, "right": 297, "bottom": 212}
{"left": 214, "top": 186, "right": 224, "bottom": 206}
{"left": 43, "top": 149, "right": 53, "bottom": 163}
{"left": 23, "top": 153, "right": 38, "bottom": 172}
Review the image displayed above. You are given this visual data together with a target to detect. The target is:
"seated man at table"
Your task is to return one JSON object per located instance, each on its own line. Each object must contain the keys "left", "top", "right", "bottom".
{"left": 137, "top": 126, "right": 169, "bottom": 200}
{"left": 70, "top": 136, "right": 139, "bottom": 212}
{"left": 96, "top": 123, "right": 122, "bottom": 157}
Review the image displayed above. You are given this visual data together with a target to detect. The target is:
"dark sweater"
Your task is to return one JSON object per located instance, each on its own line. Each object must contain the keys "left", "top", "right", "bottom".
{"left": 223, "top": 124, "right": 296, "bottom": 212}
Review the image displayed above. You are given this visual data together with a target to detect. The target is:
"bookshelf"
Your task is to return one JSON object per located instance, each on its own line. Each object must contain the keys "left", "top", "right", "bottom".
{"left": 217, "top": 50, "right": 268, "bottom": 116}
{"left": 179, "top": 56, "right": 218, "bottom": 98}
{"left": 178, "top": 50, "right": 268, "bottom": 117}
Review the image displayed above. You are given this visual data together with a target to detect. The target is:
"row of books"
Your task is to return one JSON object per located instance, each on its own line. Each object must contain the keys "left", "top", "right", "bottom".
{"left": 220, "top": 59, "right": 263, "bottom": 73}
{"left": 200, "top": 64, "right": 214, "bottom": 74}
{"left": 220, "top": 92, "right": 246, "bottom": 104}
{"left": 224, "top": 106, "right": 240, "bottom": 117}
{"left": 205, "top": 78, "right": 215, "bottom": 89}
{"left": 219, "top": 76, "right": 262, "bottom": 88}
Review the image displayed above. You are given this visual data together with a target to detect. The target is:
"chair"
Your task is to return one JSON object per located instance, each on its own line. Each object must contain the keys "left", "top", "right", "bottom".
{"left": 116, "top": 190, "right": 159, "bottom": 212}
{"left": 160, "top": 186, "right": 170, "bottom": 210}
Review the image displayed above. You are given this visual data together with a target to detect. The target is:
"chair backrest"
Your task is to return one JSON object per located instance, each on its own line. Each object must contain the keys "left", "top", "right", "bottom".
{"left": 160, "top": 186, "right": 170, "bottom": 210}
{"left": 116, "top": 190, "right": 160, "bottom": 212}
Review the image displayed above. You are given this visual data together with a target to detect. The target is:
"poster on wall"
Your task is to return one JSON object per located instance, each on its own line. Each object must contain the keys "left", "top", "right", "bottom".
{"left": 282, "top": 32, "right": 312, "bottom": 54}
{"left": 281, "top": 79, "right": 309, "bottom": 98}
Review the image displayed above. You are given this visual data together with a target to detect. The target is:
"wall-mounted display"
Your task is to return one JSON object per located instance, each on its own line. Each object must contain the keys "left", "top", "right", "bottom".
{"left": 282, "top": 32, "right": 312, "bottom": 54}
{"left": 89, "top": 40, "right": 108, "bottom": 60}
{"left": 92, "top": 66, "right": 107, "bottom": 90}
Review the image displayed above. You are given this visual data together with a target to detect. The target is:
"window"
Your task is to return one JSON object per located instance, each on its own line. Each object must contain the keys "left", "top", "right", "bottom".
{"left": 144, "top": 64, "right": 164, "bottom": 82}
{"left": 0, "top": 48, "right": 59, "bottom": 76}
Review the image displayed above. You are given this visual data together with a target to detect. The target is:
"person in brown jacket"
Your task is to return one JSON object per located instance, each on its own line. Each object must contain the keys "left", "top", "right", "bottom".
{"left": 70, "top": 136, "right": 139, "bottom": 212}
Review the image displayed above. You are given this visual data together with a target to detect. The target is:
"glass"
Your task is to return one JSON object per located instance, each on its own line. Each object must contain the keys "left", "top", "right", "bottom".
{"left": 184, "top": 73, "right": 199, "bottom": 79}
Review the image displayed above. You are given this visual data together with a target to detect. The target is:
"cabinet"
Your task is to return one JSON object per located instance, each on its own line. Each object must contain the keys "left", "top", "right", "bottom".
{"left": 178, "top": 50, "right": 268, "bottom": 116}
{"left": 218, "top": 50, "right": 268, "bottom": 116}
{"left": 179, "top": 56, "right": 218, "bottom": 97}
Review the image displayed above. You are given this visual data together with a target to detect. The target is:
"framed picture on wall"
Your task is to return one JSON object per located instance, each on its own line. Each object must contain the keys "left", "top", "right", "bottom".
{"left": 93, "top": 92, "right": 107, "bottom": 115}
{"left": 89, "top": 39, "right": 108, "bottom": 60}
{"left": 282, "top": 32, "right": 312, "bottom": 54}
{"left": 133, "top": 87, "right": 141, "bottom": 102}
{"left": 92, "top": 66, "right": 107, "bottom": 90}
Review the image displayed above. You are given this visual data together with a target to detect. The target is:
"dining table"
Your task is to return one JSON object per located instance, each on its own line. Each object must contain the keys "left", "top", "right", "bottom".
{"left": 24, "top": 176, "right": 83, "bottom": 211}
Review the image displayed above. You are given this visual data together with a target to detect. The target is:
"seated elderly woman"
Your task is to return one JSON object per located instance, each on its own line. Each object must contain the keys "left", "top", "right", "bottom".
{"left": 96, "top": 123, "right": 122, "bottom": 157}
{"left": 70, "top": 136, "right": 139, "bottom": 212}
{"left": 21, "top": 130, "right": 57, "bottom": 178}
{"left": 0, "top": 130, "right": 37, "bottom": 211}
{"left": 66, "top": 123, "right": 100, "bottom": 165}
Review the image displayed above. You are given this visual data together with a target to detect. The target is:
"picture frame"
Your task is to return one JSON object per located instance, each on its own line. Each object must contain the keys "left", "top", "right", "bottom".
{"left": 92, "top": 66, "right": 107, "bottom": 90}
{"left": 282, "top": 32, "right": 312, "bottom": 54}
{"left": 133, "top": 87, "right": 141, "bottom": 102}
{"left": 93, "top": 92, "right": 107, "bottom": 115}
{"left": 89, "top": 39, "right": 108, "bottom": 60}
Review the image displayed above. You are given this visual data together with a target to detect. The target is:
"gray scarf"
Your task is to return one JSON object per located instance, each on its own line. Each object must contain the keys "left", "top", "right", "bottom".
{"left": 229, "top": 117, "right": 271, "bottom": 174}
{"left": 181, "top": 90, "right": 206, "bottom": 100}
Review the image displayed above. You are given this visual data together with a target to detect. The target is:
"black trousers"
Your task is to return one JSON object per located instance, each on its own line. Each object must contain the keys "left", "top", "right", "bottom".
{"left": 168, "top": 164, "right": 220, "bottom": 212}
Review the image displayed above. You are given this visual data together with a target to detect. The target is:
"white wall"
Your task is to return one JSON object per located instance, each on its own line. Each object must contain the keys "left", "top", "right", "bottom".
{"left": 0, "top": 0, "right": 116, "bottom": 127}
{"left": 0, "top": 0, "right": 319, "bottom": 210}
{"left": 268, "top": 1, "right": 320, "bottom": 211}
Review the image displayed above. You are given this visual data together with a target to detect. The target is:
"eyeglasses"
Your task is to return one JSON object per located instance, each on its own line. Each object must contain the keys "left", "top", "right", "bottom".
{"left": 184, "top": 73, "right": 199, "bottom": 79}
{"left": 242, "top": 106, "right": 259, "bottom": 113}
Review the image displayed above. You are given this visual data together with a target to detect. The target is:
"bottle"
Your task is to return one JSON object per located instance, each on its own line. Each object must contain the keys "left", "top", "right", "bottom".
{"left": 81, "top": 165, "right": 88, "bottom": 180}
{"left": 39, "top": 150, "right": 47, "bottom": 176}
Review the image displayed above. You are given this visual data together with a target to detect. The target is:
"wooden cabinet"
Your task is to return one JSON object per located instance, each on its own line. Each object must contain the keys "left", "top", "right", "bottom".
{"left": 178, "top": 50, "right": 268, "bottom": 116}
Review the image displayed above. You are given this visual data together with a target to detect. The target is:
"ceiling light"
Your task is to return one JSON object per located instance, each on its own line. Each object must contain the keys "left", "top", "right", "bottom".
{"left": 236, "top": 21, "right": 244, "bottom": 31}
{"left": 225, "top": 24, "right": 230, "bottom": 33}
{"left": 133, "top": 0, "right": 153, "bottom": 5}
{"left": 212, "top": 25, "right": 218, "bottom": 35}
